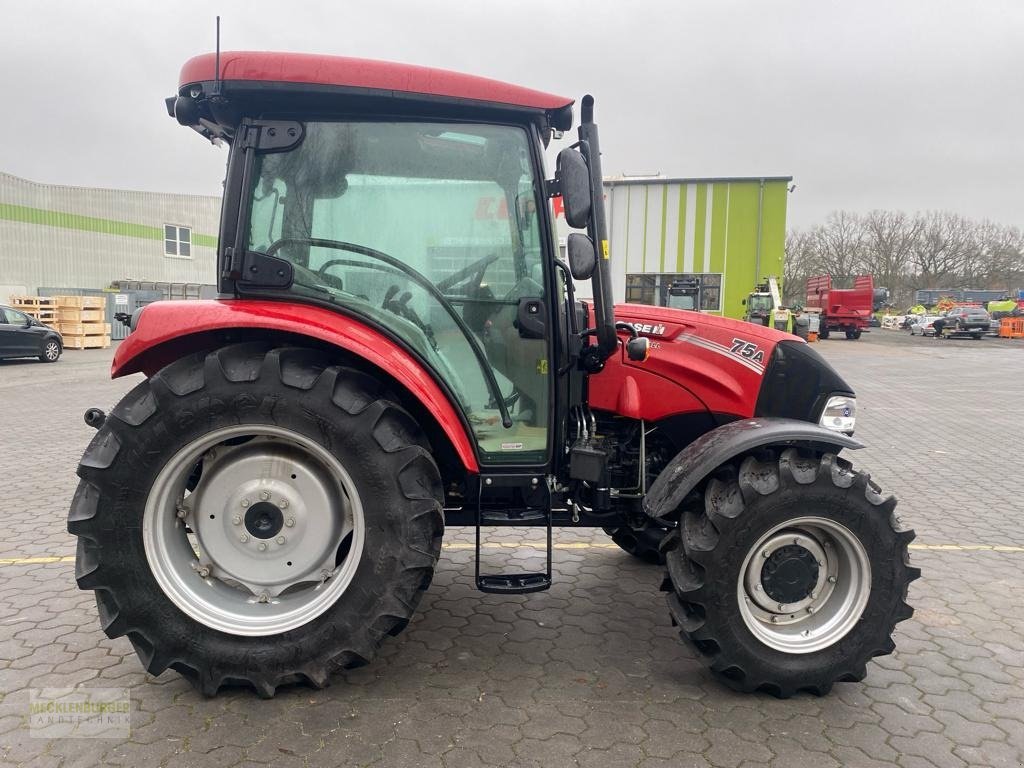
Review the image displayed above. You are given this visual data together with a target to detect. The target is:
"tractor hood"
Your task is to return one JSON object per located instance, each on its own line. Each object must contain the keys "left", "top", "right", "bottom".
{"left": 586, "top": 304, "right": 852, "bottom": 427}
{"left": 612, "top": 304, "right": 797, "bottom": 347}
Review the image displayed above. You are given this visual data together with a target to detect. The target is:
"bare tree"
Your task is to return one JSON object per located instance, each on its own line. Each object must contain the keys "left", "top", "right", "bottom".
{"left": 809, "top": 211, "right": 866, "bottom": 279}
{"left": 861, "top": 210, "right": 921, "bottom": 306}
{"left": 908, "top": 212, "right": 976, "bottom": 288}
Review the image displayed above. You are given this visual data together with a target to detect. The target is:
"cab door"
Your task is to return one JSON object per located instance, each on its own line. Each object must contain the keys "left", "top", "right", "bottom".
{"left": 241, "top": 120, "right": 553, "bottom": 465}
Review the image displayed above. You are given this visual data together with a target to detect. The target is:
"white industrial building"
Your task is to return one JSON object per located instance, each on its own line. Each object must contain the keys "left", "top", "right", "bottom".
{"left": 0, "top": 171, "right": 220, "bottom": 301}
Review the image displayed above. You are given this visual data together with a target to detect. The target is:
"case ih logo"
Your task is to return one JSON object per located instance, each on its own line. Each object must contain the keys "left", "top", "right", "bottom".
{"left": 634, "top": 323, "right": 667, "bottom": 336}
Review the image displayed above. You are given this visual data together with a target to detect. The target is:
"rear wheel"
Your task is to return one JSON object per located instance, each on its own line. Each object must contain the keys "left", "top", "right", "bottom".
{"left": 661, "top": 448, "right": 918, "bottom": 697}
{"left": 818, "top": 327, "right": 830, "bottom": 340}
{"left": 68, "top": 343, "right": 444, "bottom": 697}
{"left": 971, "top": 333, "right": 982, "bottom": 340}
{"left": 845, "top": 329, "right": 861, "bottom": 340}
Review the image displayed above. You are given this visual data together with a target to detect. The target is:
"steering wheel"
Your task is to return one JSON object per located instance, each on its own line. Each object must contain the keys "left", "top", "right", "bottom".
{"left": 264, "top": 237, "right": 514, "bottom": 428}
{"left": 436, "top": 253, "right": 500, "bottom": 295}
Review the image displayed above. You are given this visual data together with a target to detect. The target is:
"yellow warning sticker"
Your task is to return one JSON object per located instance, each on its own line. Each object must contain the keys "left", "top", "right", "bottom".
{"left": 601, "top": 239, "right": 609, "bottom": 259}
{"left": 536, "top": 358, "right": 549, "bottom": 375}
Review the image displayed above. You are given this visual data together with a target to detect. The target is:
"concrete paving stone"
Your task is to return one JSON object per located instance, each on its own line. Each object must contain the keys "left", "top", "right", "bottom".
{"left": 1, "top": 335, "right": 1024, "bottom": 767}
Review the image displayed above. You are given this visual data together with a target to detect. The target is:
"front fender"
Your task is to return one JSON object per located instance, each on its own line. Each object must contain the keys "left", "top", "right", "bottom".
{"left": 642, "top": 418, "right": 863, "bottom": 521}
{"left": 113, "top": 299, "right": 479, "bottom": 472}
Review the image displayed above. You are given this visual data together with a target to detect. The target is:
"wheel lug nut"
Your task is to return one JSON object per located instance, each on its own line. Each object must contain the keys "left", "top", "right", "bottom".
{"left": 770, "top": 616, "right": 778, "bottom": 623}
{"left": 810, "top": 592, "right": 818, "bottom": 599}
{"left": 241, "top": 499, "right": 250, "bottom": 508}
{"left": 807, "top": 606, "right": 815, "bottom": 614}
{"left": 276, "top": 536, "right": 285, "bottom": 545}
{"left": 240, "top": 534, "right": 249, "bottom": 543}
{"left": 828, "top": 576, "right": 837, "bottom": 583}
{"left": 778, "top": 603, "right": 785, "bottom": 610}
{"left": 285, "top": 518, "right": 295, "bottom": 528}
{"left": 232, "top": 515, "right": 242, "bottom": 525}
{"left": 280, "top": 499, "right": 289, "bottom": 509}
{"left": 258, "top": 592, "right": 270, "bottom": 603}
{"left": 197, "top": 566, "right": 210, "bottom": 578}
{"left": 762, "top": 550, "right": 771, "bottom": 558}
{"left": 258, "top": 542, "right": 268, "bottom": 551}
{"left": 260, "top": 491, "right": 271, "bottom": 501}
{"left": 793, "top": 537, "right": 802, "bottom": 546}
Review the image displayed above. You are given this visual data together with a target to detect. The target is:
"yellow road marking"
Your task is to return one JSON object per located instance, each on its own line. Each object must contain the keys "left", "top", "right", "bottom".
{"left": 1, "top": 542, "right": 1022, "bottom": 567}
{"left": 0, "top": 555, "right": 76, "bottom": 565}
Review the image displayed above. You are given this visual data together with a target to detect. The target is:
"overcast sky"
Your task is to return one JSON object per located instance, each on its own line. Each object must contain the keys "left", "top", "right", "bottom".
{"left": 3, "top": 0, "right": 1021, "bottom": 229}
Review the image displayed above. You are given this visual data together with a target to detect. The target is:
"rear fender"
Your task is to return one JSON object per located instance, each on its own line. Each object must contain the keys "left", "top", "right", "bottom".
{"left": 642, "top": 418, "right": 863, "bottom": 521}
{"left": 113, "top": 299, "right": 479, "bottom": 472}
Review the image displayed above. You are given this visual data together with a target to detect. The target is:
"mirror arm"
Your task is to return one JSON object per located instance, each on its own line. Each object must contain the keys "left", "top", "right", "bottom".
{"left": 577, "top": 96, "right": 618, "bottom": 363}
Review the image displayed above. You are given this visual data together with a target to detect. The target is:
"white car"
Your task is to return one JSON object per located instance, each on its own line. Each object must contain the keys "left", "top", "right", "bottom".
{"left": 908, "top": 315, "right": 941, "bottom": 336}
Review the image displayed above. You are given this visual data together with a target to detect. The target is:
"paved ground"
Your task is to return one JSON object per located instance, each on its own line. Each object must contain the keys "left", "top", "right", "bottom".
{"left": 1, "top": 329, "right": 1022, "bottom": 768}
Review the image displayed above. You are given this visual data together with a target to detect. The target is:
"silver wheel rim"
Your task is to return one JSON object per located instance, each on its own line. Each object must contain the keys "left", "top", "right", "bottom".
{"left": 143, "top": 424, "right": 365, "bottom": 636}
{"left": 737, "top": 516, "right": 870, "bottom": 654}
{"left": 45, "top": 342, "right": 59, "bottom": 360}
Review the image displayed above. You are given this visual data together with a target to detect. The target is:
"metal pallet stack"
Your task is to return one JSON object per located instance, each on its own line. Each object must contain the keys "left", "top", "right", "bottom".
{"left": 8, "top": 296, "right": 59, "bottom": 327}
{"left": 55, "top": 295, "right": 111, "bottom": 349}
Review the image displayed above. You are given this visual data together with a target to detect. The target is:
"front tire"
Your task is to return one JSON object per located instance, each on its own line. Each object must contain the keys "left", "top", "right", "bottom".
{"left": 68, "top": 344, "right": 444, "bottom": 697}
{"left": 661, "top": 448, "right": 918, "bottom": 697}
{"left": 40, "top": 339, "right": 61, "bottom": 362}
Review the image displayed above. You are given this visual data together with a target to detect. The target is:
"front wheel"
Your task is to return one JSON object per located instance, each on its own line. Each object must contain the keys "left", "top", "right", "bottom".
{"left": 68, "top": 344, "right": 444, "bottom": 697}
{"left": 39, "top": 340, "right": 61, "bottom": 362}
{"left": 661, "top": 448, "right": 919, "bottom": 697}
{"left": 818, "top": 327, "right": 830, "bottom": 340}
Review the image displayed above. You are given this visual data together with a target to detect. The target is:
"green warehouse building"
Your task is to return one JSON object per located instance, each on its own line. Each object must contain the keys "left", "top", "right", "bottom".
{"left": 560, "top": 175, "right": 791, "bottom": 319}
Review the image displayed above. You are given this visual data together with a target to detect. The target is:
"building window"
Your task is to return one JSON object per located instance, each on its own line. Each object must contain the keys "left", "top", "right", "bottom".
{"left": 625, "top": 273, "right": 723, "bottom": 312}
{"left": 164, "top": 225, "right": 192, "bottom": 258}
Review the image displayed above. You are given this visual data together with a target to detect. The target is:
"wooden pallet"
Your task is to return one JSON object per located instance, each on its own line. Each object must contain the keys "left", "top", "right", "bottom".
{"left": 59, "top": 322, "right": 112, "bottom": 336}
{"left": 58, "top": 309, "right": 105, "bottom": 323}
{"left": 8, "top": 296, "right": 60, "bottom": 324}
{"left": 10, "top": 296, "right": 58, "bottom": 309}
{"left": 54, "top": 295, "right": 106, "bottom": 309}
{"left": 63, "top": 335, "right": 111, "bottom": 350}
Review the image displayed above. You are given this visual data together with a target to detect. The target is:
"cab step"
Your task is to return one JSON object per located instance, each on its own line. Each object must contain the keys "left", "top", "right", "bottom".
{"left": 475, "top": 474, "right": 552, "bottom": 595}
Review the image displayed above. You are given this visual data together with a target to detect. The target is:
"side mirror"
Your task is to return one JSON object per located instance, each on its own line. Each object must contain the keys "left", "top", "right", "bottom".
{"left": 555, "top": 148, "right": 592, "bottom": 228}
{"left": 741, "top": 298, "right": 747, "bottom": 305}
{"left": 566, "top": 232, "right": 597, "bottom": 280}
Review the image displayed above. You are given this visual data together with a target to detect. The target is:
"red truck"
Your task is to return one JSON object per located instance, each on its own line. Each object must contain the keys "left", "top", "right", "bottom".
{"left": 806, "top": 275, "right": 875, "bottom": 340}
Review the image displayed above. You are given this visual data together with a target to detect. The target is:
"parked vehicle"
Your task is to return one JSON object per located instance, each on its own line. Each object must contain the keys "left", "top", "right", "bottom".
{"left": 0, "top": 305, "right": 62, "bottom": 362}
{"left": 68, "top": 50, "right": 918, "bottom": 700}
{"left": 941, "top": 307, "right": 991, "bottom": 339}
{"left": 805, "top": 275, "right": 875, "bottom": 339}
{"left": 908, "top": 315, "right": 941, "bottom": 337}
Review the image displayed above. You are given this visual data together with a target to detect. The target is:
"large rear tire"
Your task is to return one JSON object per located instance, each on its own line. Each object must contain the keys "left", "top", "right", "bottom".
{"left": 661, "top": 448, "right": 918, "bottom": 697}
{"left": 68, "top": 343, "right": 444, "bottom": 697}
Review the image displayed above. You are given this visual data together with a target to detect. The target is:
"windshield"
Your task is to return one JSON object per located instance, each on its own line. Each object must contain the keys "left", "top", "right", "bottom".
{"left": 748, "top": 295, "right": 773, "bottom": 313}
{"left": 246, "top": 121, "right": 550, "bottom": 462}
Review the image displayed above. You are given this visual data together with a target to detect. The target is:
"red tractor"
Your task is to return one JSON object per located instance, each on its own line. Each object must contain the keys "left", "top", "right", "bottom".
{"left": 70, "top": 51, "right": 918, "bottom": 698}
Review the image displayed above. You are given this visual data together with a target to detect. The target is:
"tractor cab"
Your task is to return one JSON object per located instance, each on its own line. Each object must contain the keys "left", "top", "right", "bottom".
{"left": 165, "top": 52, "right": 618, "bottom": 471}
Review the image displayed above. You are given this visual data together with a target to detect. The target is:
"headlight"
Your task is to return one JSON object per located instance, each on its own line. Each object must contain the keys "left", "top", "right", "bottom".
{"left": 819, "top": 395, "right": 856, "bottom": 432}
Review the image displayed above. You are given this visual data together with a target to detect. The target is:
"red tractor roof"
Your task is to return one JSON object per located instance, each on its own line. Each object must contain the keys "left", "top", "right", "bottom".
{"left": 179, "top": 51, "right": 574, "bottom": 112}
